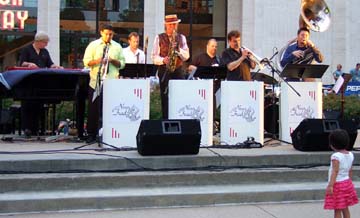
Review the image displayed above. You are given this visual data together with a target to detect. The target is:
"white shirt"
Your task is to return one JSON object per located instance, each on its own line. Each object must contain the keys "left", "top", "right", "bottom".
{"left": 123, "top": 46, "right": 145, "bottom": 64}
{"left": 328, "top": 152, "right": 354, "bottom": 182}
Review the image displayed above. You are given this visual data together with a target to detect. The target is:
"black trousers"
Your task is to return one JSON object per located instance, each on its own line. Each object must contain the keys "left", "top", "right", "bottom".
{"left": 87, "top": 87, "right": 103, "bottom": 137}
{"left": 158, "top": 66, "right": 185, "bottom": 119}
{"left": 212, "top": 79, "right": 221, "bottom": 121}
{"left": 21, "top": 100, "right": 44, "bottom": 135}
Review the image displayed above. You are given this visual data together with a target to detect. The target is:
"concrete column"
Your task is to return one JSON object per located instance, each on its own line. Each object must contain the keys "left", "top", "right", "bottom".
{"left": 144, "top": 0, "right": 165, "bottom": 63}
{"left": 239, "top": 0, "right": 256, "bottom": 48}
{"left": 37, "top": 0, "right": 60, "bottom": 65}
{"left": 213, "top": 0, "right": 226, "bottom": 53}
{"left": 227, "top": 0, "right": 242, "bottom": 35}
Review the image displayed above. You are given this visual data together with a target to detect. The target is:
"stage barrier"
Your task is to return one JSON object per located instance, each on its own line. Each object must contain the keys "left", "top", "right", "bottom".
{"left": 103, "top": 79, "right": 150, "bottom": 148}
{"left": 169, "top": 80, "right": 213, "bottom": 146}
{"left": 280, "top": 82, "right": 322, "bottom": 143}
{"left": 221, "top": 81, "right": 264, "bottom": 145}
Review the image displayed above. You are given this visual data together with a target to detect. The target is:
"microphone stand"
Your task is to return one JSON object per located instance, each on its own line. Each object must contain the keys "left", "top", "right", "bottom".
{"left": 75, "top": 44, "right": 120, "bottom": 150}
{"left": 261, "top": 59, "right": 298, "bottom": 145}
{"left": 144, "top": 36, "right": 148, "bottom": 79}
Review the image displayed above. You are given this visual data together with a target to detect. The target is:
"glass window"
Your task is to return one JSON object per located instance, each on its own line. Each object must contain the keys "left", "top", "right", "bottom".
{"left": 59, "top": 0, "right": 144, "bottom": 68}
{"left": 0, "top": 0, "right": 38, "bottom": 70}
{"left": 165, "top": 0, "right": 227, "bottom": 62}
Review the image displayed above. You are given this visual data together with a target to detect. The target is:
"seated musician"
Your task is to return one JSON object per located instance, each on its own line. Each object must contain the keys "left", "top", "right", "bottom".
{"left": 18, "top": 31, "right": 63, "bottom": 136}
{"left": 19, "top": 32, "right": 62, "bottom": 69}
{"left": 280, "top": 27, "right": 324, "bottom": 81}
{"left": 221, "top": 30, "right": 256, "bottom": 81}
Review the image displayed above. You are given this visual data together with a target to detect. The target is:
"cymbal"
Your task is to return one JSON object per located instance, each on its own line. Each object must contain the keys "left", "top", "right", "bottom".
{"left": 251, "top": 72, "right": 278, "bottom": 84}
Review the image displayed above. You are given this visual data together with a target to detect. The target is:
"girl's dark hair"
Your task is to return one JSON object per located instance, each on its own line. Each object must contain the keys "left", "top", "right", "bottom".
{"left": 329, "top": 129, "right": 350, "bottom": 150}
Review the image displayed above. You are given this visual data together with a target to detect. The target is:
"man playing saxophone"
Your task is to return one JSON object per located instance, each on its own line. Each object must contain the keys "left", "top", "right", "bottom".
{"left": 221, "top": 30, "right": 256, "bottom": 81}
{"left": 151, "top": 14, "right": 189, "bottom": 118}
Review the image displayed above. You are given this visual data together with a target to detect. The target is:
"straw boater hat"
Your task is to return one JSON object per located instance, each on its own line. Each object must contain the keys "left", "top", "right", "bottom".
{"left": 164, "top": 14, "right": 181, "bottom": 24}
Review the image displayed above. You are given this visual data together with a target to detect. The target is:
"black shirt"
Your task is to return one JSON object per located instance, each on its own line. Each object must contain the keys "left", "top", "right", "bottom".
{"left": 191, "top": 53, "right": 221, "bottom": 67}
{"left": 221, "top": 48, "right": 252, "bottom": 81}
{"left": 19, "top": 44, "right": 54, "bottom": 68}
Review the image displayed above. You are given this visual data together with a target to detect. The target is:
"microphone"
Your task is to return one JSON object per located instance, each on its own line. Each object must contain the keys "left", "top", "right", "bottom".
{"left": 144, "top": 36, "right": 149, "bottom": 54}
{"left": 269, "top": 50, "right": 279, "bottom": 61}
{"left": 260, "top": 49, "right": 279, "bottom": 64}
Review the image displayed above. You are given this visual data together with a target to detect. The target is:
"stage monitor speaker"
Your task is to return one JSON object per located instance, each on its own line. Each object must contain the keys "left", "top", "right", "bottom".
{"left": 291, "top": 119, "right": 358, "bottom": 151}
{"left": 136, "top": 119, "right": 201, "bottom": 156}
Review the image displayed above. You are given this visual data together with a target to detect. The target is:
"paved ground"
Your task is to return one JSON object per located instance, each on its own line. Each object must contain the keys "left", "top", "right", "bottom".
{"left": 0, "top": 132, "right": 359, "bottom": 217}
{"left": 0, "top": 201, "right": 359, "bottom": 218}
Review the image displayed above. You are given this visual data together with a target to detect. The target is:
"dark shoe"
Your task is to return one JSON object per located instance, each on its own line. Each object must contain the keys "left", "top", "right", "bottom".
{"left": 24, "top": 129, "right": 32, "bottom": 138}
{"left": 86, "top": 135, "right": 96, "bottom": 144}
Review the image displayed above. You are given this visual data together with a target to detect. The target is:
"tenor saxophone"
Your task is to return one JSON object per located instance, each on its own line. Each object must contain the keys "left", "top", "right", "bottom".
{"left": 166, "top": 29, "right": 178, "bottom": 72}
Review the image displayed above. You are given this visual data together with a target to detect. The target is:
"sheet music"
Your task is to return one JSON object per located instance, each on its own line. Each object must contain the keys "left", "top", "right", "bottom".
{"left": 332, "top": 75, "right": 344, "bottom": 94}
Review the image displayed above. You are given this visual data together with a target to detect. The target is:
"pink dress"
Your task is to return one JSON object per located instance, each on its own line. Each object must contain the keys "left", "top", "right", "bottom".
{"left": 324, "top": 152, "right": 358, "bottom": 209}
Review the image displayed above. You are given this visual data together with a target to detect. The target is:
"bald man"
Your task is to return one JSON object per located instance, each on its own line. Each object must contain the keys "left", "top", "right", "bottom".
{"left": 188, "top": 39, "right": 222, "bottom": 134}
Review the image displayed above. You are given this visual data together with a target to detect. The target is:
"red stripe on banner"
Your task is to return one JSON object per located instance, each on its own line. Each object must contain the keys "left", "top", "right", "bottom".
{"left": 112, "top": 128, "right": 114, "bottom": 138}
{"left": 235, "top": 132, "right": 237, "bottom": 137}
{"left": 140, "top": 89, "right": 142, "bottom": 99}
{"left": 134, "top": 89, "right": 136, "bottom": 95}
{"left": 254, "top": 90, "right": 256, "bottom": 100}
{"left": 118, "top": 132, "right": 120, "bottom": 138}
{"left": 203, "top": 89, "right": 205, "bottom": 99}
{"left": 230, "top": 128, "right": 232, "bottom": 137}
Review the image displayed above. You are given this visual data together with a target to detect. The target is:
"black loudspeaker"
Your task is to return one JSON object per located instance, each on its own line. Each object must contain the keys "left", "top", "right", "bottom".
{"left": 291, "top": 119, "right": 358, "bottom": 151}
{"left": 136, "top": 119, "right": 201, "bottom": 156}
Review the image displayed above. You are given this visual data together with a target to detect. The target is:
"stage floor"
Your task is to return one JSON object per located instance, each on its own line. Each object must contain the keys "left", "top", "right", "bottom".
{"left": 0, "top": 132, "right": 359, "bottom": 174}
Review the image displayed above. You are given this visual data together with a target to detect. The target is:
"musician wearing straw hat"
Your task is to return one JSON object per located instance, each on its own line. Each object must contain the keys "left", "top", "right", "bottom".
{"left": 151, "top": 14, "right": 190, "bottom": 119}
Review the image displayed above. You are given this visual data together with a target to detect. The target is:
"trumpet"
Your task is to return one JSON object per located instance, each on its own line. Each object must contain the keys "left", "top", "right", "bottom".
{"left": 241, "top": 46, "right": 264, "bottom": 70}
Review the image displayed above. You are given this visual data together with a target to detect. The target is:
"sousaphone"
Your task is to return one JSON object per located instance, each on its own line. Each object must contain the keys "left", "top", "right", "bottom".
{"left": 275, "top": 0, "right": 331, "bottom": 71}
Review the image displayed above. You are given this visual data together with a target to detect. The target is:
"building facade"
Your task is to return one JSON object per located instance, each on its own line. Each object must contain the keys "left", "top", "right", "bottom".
{"left": 0, "top": 0, "right": 359, "bottom": 85}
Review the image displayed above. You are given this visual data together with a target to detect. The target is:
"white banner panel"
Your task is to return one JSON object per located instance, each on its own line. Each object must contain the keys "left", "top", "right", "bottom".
{"left": 280, "top": 82, "right": 322, "bottom": 143}
{"left": 221, "top": 81, "right": 264, "bottom": 145}
{"left": 103, "top": 79, "right": 150, "bottom": 148}
{"left": 169, "top": 80, "right": 213, "bottom": 146}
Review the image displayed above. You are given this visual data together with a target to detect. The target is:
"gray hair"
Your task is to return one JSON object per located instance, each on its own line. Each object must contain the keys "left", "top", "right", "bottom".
{"left": 34, "top": 31, "right": 49, "bottom": 42}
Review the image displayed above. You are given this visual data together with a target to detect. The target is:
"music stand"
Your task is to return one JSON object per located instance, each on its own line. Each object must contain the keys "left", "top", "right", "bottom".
{"left": 280, "top": 64, "right": 329, "bottom": 80}
{"left": 190, "top": 66, "right": 227, "bottom": 80}
{"left": 332, "top": 73, "right": 352, "bottom": 119}
{"left": 120, "top": 63, "right": 157, "bottom": 78}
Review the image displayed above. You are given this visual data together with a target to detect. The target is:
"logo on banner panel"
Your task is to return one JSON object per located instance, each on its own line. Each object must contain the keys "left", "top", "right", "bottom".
{"left": 229, "top": 105, "right": 256, "bottom": 122}
{"left": 308, "top": 90, "right": 316, "bottom": 101}
{"left": 134, "top": 88, "right": 142, "bottom": 99}
{"left": 229, "top": 127, "right": 238, "bottom": 138}
{"left": 198, "top": 89, "right": 206, "bottom": 100}
{"left": 249, "top": 90, "right": 257, "bottom": 100}
{"left": 289, "top": 127, "right": 294, "bottom": 135}
{"left": 289, "top": 105, "right": 314, "bottom": 119}
{"left": 178, "top": 105, "right": 205, "bottom": 121}
{"left": 111, "top": 128, "right": 121, "bottom": 139}
{"left": 112, "top": 103, "right": 141, "bottom": 121}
